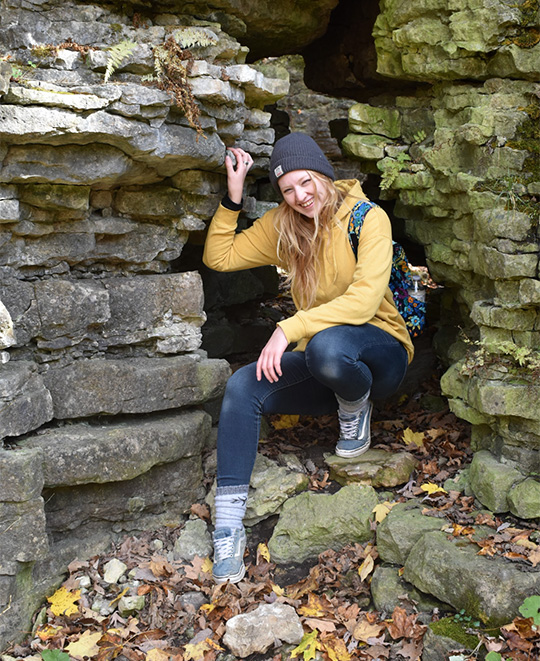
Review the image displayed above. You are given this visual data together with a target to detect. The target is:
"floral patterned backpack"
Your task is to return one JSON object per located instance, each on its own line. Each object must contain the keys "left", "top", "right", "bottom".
{"left": 347, "top": 200, "right": 426, "bottom": 338}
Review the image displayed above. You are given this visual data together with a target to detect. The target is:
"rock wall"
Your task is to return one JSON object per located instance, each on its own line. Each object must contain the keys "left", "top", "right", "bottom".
{"left": 343, "top": 0, "right": 540, "bottom": 515}
{"left": 0, "top": 0, "right": 291, "bottom": 646}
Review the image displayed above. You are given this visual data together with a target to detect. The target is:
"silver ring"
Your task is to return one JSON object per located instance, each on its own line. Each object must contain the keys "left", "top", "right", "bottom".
{"left": 244, "top": 161, "right": 249, "bottom": 165}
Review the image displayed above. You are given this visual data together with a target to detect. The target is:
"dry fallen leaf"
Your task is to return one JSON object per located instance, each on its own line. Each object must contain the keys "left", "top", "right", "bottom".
{"left": 272, "top": 414, "right": 300, "bottom": 429}
{"left": 372, "top": 501, "right": 397, "bottom": 523}
{"left": 145, "top": 650, "right": 170, "bottom": 661}
{"left": 420, "top": 482, "right": 447, "bottom": 496}
{"left": 257, "top": 542, "right": 271, "bottom": 563}
{"left": 47, "top": 586, "right": 81, "bottom": 617}
{"left": 353, "top": 618, "right": 385, "bottom": 643}
{"left": 66, "top": 630, "right": 103, "bottom": 660}
{"left": 403, "top": 428, "right": 425, "bottom": 447}
{"left": 358, "top": 555, "right": 375, "bottom": 582}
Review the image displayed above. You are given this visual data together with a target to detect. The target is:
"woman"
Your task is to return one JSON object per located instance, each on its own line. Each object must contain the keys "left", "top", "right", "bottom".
{"left": 203, "top": 132, "right": 413, "bottom": 583}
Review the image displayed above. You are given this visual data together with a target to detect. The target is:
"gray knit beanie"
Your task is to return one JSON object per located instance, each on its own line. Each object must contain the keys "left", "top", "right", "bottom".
{"left": 269, "top": 132, "right": 335, "bottom": 193}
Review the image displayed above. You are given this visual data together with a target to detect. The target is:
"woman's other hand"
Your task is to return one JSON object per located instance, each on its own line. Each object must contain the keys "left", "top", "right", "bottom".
{"left": 225, "top": 147, "right": 253, "bottom": 204}
{"left": 256, "top": 326, "right": 288, "bottom": 383}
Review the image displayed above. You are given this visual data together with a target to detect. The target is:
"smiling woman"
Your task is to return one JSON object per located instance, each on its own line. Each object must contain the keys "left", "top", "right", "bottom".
{"left": 203, "top": 132, "right": 414, "bottom": 584}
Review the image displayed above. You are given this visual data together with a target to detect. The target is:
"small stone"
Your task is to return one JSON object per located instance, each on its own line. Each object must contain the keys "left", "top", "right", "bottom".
{"left": 102, "top": 558, "right": 128, "bottom": 584}
{"left": 91, "top": 595, "right": 115, "bottom": 616}
{"left": 118, "top": 595, "right": 145, "bottom": 617}
{"left": 508, "top": 478, "right": 540, "bottom": 519}
{"left": 173, "top": 519, "right": 212, "bottom": 561}
{"left": 78, "top": 575, "right": 92, "bottom": 589}
{"left": 223, "top": 603, "right": 303, "bottom": 657}
{"left": 152, "top": 539, "right": 164, "bottom": 551}
{"left": 177, "top": 591, "right": 209, "bottom": 611}
{"left": 325, "top": 449, "right": 418, "bottom": 488}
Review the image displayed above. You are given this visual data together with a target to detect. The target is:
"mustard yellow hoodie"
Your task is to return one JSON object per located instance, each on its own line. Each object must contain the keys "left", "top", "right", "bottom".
{"left": 203, "top": 180, "right": 414, "bottom": 363}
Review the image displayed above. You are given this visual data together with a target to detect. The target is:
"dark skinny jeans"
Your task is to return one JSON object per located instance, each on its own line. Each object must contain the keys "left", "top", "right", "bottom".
{"left": 217, "top": 323, "right": 408, "bottom": 487}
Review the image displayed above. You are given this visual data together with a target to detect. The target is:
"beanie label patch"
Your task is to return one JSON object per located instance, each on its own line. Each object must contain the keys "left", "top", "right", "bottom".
{"left": 274, "top": 165, "right": 283, "bottom": 178}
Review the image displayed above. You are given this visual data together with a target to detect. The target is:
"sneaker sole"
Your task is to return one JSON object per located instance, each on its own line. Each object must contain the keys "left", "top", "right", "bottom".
{"left": 213, "top": 562, "right": 246, "bottom": 584}
{"left": 335, "top": 443, "right": 371, "bottom": 458}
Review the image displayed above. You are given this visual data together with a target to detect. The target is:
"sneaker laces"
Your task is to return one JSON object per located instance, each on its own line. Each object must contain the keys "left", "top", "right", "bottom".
{"left": 213, "top": 532, "right": 236, "bottom": 562}
{"left": 338, "top": 410, "right": 362, "bottom": 440}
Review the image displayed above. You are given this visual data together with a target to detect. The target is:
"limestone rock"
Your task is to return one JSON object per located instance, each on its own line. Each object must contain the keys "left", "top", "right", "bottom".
{"left": 268, "top": 484, "right": 378, "bottom": 564}
{"left": 245, "top": 454, "right": 309, "bottom": 525}
{"left": 468, "top": 450, "right": 522, "bottom": 512}
{"left": 18, "top": 409, "right": 211, "bottom": 488}
{"left": 173, "top": 519, "right": 212, "bottom": 561}
{"left": 371, "top": 566, "right": 446, "bottom": 614}
{"left": 508, "top": 478, "right": 540, "bottom": 520}
{"left": 349, "top": 103, "right": 402, "bottom": 138}
{"left": 223, "top": 602, "right": 303, "bottom": 657}
{"left": 325, "top": 449, "right": 418, "bottom": 488}
{"left": 404, "top": 531, "right": 540, "bottom": 626}
{"left": 206, "top": 453, "right": 309, "bottom": 526}
{"left": 45, "top": 454, "right": 205, "bottom": 540}
{"left": 0, "top": 361, "right": 54, "bottom": 441}
{"left": 0, "top": 300, "right": 15, "bottom": 349}
{"left": 102, "top": 558, "right": 127, "bottom": 584}
{"left": 0, "top": 448, "right": 43, "bottom": 502}
{"left": 117, "top": 595, "right": 145, "bottom": 617}
{"left": 0, "top": 498, "right": 49, "bottom": 563}
{"left": 422, "top": 623, "right": 477, "bottom": 661}
{"left": 42, "top": 354, "right": 230, "bottom": 419}
{"left": 376, "top": 501, "right": 443, "bottom": 565}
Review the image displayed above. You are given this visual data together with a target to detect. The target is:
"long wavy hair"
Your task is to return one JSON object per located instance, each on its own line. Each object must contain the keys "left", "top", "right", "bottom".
{"left": 274, "top": 170, "right": 347, "bottom": 309}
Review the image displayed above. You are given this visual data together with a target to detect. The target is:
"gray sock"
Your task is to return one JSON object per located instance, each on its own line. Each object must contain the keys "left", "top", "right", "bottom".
{"left": 214, "top": 485, "right": 249, "bottom": 530}
{"left": 336, "top": 390, "right": 370, "bottom": 413}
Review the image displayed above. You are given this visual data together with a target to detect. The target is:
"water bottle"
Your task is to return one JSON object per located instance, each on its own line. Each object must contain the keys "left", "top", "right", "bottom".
{"left": 408, "top": 274, "right": 425, "bottom": 302}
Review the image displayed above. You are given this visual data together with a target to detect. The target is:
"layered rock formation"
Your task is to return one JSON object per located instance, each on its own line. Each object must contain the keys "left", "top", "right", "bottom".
{"left": 342, "top": 0, "right": 540, "bottom": 518}
{"left": 0, "top": 0, "right": 289, "bottom": 645}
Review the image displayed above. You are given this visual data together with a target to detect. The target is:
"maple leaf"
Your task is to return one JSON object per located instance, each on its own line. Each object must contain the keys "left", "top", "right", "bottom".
{"left": 387, "top": 607, "right": 424, "bottom": 641}
{"left": 352, "top": 618, "right": 385, "bottom": 643}
{"left": 66, "top": 630, "right": 103, "bottom": 660}
{"left": 290, "top": 630, "right": 320, "bottom": 661}
{"left": 402, "top": 428, "right": 425, "bottom": 447}
{"left": 272, "top": 414, "right": 299, "bottom": 429}
{"left": 322, "top": 638, "right": 352, "bottom": 661}
{"left": 148, "top": 558, "right": 174, "bottom": 578}
{"left": 398, "top": 639, "right": 423, "bottom": 660}
{"left": 257, "top": 542, "right": 271, "bottom": 563}
{"left": 47, "top": 586, "right": 81, "bottom": 617}
{"left": 420, "top": 482, "right": 447, "bottom": 496}
{"left": 183, "top": 639, "right": 211, "bottom": 661}
{"left": 298, "top": 593, "right": 330, "bottom": 617}
{"left": 358, "top": 555, "right": 375, "bottom": 582}
{"left": 372, "top": 501, "right": 397, "bottom": 523}
{"left": 145, "top": 650, "right": 170, "bottom": 661}
{"left": 36, "top": 624, "right": 64, "bottom": 642}
{"left": 96, "top": 631, "right": 124, "bottom": 661}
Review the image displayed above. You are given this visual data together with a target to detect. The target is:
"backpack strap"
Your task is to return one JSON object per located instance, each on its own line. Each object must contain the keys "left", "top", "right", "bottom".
{"left": 348, "top": 200, "right": 378, "bottom": 257}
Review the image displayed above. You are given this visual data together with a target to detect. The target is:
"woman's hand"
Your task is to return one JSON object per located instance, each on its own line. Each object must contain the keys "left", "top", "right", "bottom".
{"left": 256, "top": 326, "right": 288, "bottom": 383}
{"left": 225, "top": 147, "right": 253, "bottom": 204}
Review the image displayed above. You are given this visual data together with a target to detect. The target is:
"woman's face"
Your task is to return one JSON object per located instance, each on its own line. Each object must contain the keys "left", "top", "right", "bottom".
{"left": 278, "top": 170, "right": 326, "bottom": 219}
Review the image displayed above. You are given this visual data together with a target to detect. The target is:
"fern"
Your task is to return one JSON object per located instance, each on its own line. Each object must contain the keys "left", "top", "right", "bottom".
{"left": 142, "top": 35, "right": 204, "bottom": 137}
{"left": 173, "top": 27, "right": 217, "bottom": 50}
{"left": 104, "top": 39, "right": 136, "bottom": 83}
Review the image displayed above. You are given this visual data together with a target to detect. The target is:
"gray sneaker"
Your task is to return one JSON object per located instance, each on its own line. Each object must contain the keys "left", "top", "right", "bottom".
{"left": 335, "top": 399, "right": 373, "bottom": 458}
{"left": 212, "top": 527, "right": 246, "bottom": 584}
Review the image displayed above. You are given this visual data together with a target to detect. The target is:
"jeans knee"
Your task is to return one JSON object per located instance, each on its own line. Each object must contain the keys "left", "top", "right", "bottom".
{"left": 305, "top": 335, "right": 345, "bottom": 384}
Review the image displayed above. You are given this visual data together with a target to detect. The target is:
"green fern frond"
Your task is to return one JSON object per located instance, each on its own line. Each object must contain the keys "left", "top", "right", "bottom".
{"left": 173, "top": 27, "right": 217, "bottom": 50}
{"left": 104, "top": 39, "right": 136, "bottom": 83}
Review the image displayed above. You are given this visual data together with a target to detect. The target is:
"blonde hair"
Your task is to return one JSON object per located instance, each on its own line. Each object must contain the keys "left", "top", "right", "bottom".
{"left": 274, "top": 171, "right": 346, "bottom": 309}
